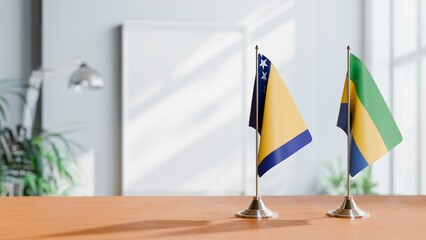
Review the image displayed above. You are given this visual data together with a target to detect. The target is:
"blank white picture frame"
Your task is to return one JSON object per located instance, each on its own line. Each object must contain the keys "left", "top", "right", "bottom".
{"left": 121, "top": 21, "right": 248, "bottom": 195}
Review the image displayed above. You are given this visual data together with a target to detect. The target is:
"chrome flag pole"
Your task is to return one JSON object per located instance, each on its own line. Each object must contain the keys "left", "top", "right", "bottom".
{"left": 327, "top": 46, "right": 369, "bottom": 219}
{"left": 236, "top": 45, "right": 277, "bottom": 219}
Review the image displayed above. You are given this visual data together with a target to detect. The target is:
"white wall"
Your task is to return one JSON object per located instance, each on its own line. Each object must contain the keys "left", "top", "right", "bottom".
{"left": 0, "top": 0, "right": 32, "bottom": 127}
{"left": 43, "top": 0, "right": 363, "bottom": 195}
{"left": 364, "top": 0, "right": 393, "bottom": 194}
{"left": 366, "top": 0, "right": 426, "bottom": 195}
{"left": 315, "top": 0, "right": 364, "bottom": 191}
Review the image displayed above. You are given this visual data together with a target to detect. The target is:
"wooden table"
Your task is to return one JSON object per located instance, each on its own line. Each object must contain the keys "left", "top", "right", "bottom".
{"left": 1, "top": 196, "right": 425, "bottom": 239}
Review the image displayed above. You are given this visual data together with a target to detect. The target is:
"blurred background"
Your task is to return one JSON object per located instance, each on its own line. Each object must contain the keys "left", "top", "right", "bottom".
{"left": 0, "top": 0, "right": 424, "bottom": 196}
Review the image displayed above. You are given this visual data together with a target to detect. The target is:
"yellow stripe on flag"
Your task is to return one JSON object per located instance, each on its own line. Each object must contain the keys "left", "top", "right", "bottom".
{"left": 350, "top": 81, "right": 388, "bottom": 164}
{"left": 258, "top": 65, "right": 308, "bottom": 164}
{"left": 340, "top": 75, "right": 354, "bottom": 104}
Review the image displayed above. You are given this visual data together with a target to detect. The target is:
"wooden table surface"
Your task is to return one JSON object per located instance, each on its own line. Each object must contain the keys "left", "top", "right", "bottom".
{"left": 1, "top": 195, "right": 425, "bottom": 239}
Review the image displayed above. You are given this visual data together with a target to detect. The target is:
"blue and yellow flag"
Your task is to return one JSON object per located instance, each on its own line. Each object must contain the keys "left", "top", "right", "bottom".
{"left": 249, "top": 54, "right": 312, "bottom": 177}
{"left": 337, "top": 53, "right": 402, "bottom": 176}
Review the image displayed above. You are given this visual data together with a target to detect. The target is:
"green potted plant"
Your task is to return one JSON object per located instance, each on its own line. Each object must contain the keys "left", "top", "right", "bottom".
{"left": 318, "top": 156, "right": 378, "bottom": 195}
{"left": 0, "top": 78, "right": 80, "bottom": 196}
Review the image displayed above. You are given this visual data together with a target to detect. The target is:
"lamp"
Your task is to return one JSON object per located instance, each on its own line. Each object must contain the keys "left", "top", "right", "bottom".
{"left": 68, "top": 63, "right": 104, "bottom": 91}
{"left": 22, "top": 61, "right": 104, "bottom": 136}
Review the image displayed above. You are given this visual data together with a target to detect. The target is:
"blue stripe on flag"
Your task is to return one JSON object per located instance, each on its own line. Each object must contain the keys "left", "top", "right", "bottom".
{"left": 337, "top": 103, "right": 370, "bottom": 176}
{"left": 258, "top": 129, "right": 312, "bottom": 177}
{"left": 337, "top": 103, "right": 348, "bottom": 134}
{"left": 350, "top": 137, "right": 369, "bottom": 176}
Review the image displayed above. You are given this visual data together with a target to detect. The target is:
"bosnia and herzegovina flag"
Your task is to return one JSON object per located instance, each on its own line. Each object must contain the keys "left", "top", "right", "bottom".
{"left": 337, "top": 53, "right": 402, "bottom": 177}
{"left": 249, "top": 54, "right": 312, "bottom": 177}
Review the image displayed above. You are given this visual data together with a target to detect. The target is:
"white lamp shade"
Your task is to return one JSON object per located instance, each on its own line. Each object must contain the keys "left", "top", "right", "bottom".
{"left": 69, "top": 63, "right": 104, "bottom": 90}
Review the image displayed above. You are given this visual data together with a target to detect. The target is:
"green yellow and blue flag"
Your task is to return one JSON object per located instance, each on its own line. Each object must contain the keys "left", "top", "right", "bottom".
{"left": 249, "top": 54, "right": 312, "bottom": 177}
{"left": 337, "top": 53, "right": 403, "bottom": 176}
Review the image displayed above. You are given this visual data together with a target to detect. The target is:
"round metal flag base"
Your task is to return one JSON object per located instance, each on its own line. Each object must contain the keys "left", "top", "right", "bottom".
{"left": 236, "top": 196, "right": 278, "bottom": 219}
{"left": 327, "top": 195, "right": 370, "bottom": 219}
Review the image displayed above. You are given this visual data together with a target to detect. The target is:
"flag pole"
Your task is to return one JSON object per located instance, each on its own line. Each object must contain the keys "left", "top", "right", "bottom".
{"left": 326, "top": 46, "right": 369, "bottom": 219}
{"left": 236, "top": 45, "right": 277, "bottom": 219}
{"left": 255, "top": 45, "right": 259, "bottom": 198}
{"left": 346, "top": 45, "right": 351, "bottom": 198}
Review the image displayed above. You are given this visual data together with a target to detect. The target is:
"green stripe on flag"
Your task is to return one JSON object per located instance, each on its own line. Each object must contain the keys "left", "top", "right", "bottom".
{"left": 350, "top": 53, "right": 402, "bottom": 150}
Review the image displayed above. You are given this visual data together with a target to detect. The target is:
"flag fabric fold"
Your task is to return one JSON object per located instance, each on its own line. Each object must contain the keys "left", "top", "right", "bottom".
{"left": 337, "top": 53, "right": 403, "bottom": 177}
{"left": 249, "top": 54, "right": 312, "bottom": 177}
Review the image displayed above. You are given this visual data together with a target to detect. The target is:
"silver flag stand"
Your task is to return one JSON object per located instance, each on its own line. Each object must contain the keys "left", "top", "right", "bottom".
{"left": 327, "top": 46, "right": 369, "bottom": 219}
{"left": 327, "top": 195, "right": 369, "bottom": 218}
{"left": 236, "top": 45, "right": 277, "bottom": 219}
{"left": 236, "top": 196, "right": 277, "bottom": 219}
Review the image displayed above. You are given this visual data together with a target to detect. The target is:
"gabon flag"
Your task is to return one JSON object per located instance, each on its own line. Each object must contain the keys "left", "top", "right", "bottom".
{"left": 337, "top": 53, "right": 402, "bottom": 176}
{"left": 249, "top": 54, "right": 312, "bottom": 177}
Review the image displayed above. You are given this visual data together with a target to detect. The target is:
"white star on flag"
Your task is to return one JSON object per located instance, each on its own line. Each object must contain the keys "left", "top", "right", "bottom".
{"left": 261, "top": 71, "right": 267, "bottom": 81}
{"left": 259, "top": 59, "right": 268, "bottom": 70}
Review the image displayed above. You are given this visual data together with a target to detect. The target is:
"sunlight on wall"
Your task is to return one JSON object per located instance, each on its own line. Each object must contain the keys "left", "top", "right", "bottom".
{"left": 241, "top": 0, "right": 294, "bottom": 30}
{"left": 173, "top": 31, "right": 243, "bottom": 79}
